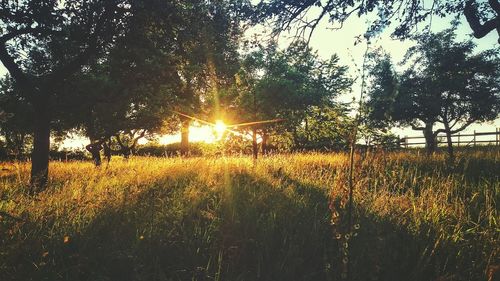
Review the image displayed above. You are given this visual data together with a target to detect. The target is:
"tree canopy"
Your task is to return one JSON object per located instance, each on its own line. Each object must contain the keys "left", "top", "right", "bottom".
{"left": 365, "top": 28, "right": 500, "bottom": 156}
{"left": 230, "top": 41, "right": 352, "bottom": 154}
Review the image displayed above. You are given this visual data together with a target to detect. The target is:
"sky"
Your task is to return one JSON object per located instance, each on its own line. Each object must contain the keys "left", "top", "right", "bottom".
{"left": 1, "top": 4, "right": 499, "bottom": 148}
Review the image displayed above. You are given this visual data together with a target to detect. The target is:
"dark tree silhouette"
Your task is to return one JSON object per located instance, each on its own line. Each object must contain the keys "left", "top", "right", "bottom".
{"left": 366, "top": 29, "right": 500, "bottom": 158}
{"left": 0, "top": 0, "right": 130, "bottom": 191}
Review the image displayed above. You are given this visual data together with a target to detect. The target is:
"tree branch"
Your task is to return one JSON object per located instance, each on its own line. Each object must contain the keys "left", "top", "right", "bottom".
{"left": 433, "top": 128, "right": 446, "bottom": 136}
{"left": 130, "top": 129, "right": 146, "bottom": 150}
{"left": 276, "top": 0, "right": 318, "bottom": 32}
{"left": 85, "top": 137, "right": 107, "bottom": 152}
{"left": 464, "top": 0, "right": 499, "bottom": 42}
{"left": 47, "top": 2, "right": 118, "bottom": 84}
{"left": 306, "top": 3, "right": 329, "bottom": 43}
{"left": 489, "top": 0, "right": 500, "bottom": 14}
{"left": 0, "top": 28, "right": 27, "bottom": 43}
{"left": 411, "top": 124, "right": 425, "bottom": 131}
{"left": 0, "top": 27, "right": 62, "bottom": 86}
{"left": 449, "top": 119, "right": 475, "bottom": 134}
{"left": 0, "top": 44, "right": 27, "bottom": 84}
{"left": 115, "top": 134, "right": 125, "bottom": 148}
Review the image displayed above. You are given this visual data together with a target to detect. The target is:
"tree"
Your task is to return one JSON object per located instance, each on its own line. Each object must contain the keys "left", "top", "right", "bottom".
{"left": 256, "top": 0, "right": 500, "bottom": 43}
{"left": 174, "top": 0, "right": 245, "bottom": 155}
{"left": 232, "top": 41, "right": 352, "bottom": 157}
{"left": 295, "top": 105, "right": 353, "bottom": 151}
{"left": 0, "top": 0, "right": 130, "bottom": 191}
{"left": 366, "top": 28, "right": 500, "bottom": 158}
{"left": 69, "top": 4, "right": 183, "bottom": 164}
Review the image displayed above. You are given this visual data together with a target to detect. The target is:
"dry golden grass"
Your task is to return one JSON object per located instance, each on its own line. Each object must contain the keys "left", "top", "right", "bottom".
{"left": 0, "top": 149, "right": 498, "bottom": 280}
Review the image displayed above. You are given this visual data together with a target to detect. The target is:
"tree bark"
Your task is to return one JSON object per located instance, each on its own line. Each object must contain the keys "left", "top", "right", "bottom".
{"left": 30, "top": 98, "right": 50, "bottom": 192}
{"left": 305, "top": 117, "right": 309, "bottom": 142}
{"left": 123, "top": 149, "right": 131, "bottom": 159}
{"left": 114, "top": 135, "right": 131, "bottom": 159}
{"left": 464, "top": 0, "right": 500, "bottom": 43}
{"left": 423, "top": 122, "right": 436, "bottom": 156}
{"left": 103, "top": 141, "right": 111, "bottom": 164}
{"left": 252, "top": 128, "right": 258, "bottom": 160}
{"left": 86, "top": 140, "right": 103, "bottom": 167}
{"left": 443, "top": 121, "right": 454, "bottom": 160}
{"left": 180, "top": 118, "right": 190, "bottom": 156}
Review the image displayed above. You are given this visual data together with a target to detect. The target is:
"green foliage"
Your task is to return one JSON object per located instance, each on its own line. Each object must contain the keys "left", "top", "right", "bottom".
{"left": 0, "top": 0, "right": 130, "bottom": 87}
{"left": 398, "top": 28, "right": 500, "bottom": 128}
{"left": 363, "top": 50, "right": 398, "bottom": 129}
{"left": 294, "top": 105, "right": 353, "bottom": 150}
{"left": 365, "top": 28, "right": 500, "bottom": 155}
{"left": 401, "top": 29, "right": 500, "bottom": 124}
{"left": 0, "top": 0, "right": 250, "bottom": 185}
{"left": 231, "top": 41, "right": 352, "bottom": 148}
{"left": 174, "top": 0, "right": 245, "bottom": 122}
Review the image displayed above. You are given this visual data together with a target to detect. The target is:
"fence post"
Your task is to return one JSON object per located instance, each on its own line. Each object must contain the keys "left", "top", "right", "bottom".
{"left": 405, "top": 135, "right": 408, "bottom": 149}
{"left": 457, "top": 132, "right": 460, "bottom": 147}
{"left": 497, "top": 128, "right": 499, "bottom": 146}
{"left": 473, "top": 130, "right": 476, "bottom": 147}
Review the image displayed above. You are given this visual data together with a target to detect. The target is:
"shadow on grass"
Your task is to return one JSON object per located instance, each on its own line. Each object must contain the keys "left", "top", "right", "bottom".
{"left": 273, "top": 166, "right": 496, "bottom": 281}
{"left": 347, "top": 208, "right": 494, "bottom": 281}
{"left": 0, "top": 169, "right": 334, "bottom": 281}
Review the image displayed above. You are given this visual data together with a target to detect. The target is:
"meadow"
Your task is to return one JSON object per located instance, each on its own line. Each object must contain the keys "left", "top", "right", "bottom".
{"left": 0, "top": 149, "right": 498, "bottom": 281}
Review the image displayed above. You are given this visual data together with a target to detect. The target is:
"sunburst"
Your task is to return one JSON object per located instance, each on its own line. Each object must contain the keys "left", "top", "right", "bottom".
{"left": 173, "top": 111, "right": 284, "bottom": 142}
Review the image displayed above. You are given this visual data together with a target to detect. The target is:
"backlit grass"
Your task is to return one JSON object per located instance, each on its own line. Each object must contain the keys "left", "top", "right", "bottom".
{"left": 0, "top": 149, "right": 498, "bottom": 280}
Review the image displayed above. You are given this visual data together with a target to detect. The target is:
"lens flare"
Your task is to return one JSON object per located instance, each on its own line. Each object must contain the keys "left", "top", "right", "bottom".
{"left": 214, "top": 120, "right": 227, "bottom": 139}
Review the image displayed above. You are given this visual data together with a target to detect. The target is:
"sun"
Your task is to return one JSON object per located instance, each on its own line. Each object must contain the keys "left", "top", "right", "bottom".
{"left": 214, "top": 120, "right": 227, "bottom": 139}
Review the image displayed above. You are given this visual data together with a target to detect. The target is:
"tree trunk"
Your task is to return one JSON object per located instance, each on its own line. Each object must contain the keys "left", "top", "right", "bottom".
{"left": 261, "top": 130, "right": 269, "bottom": 155}
{"left": 443, "top": 122, "right": 454, "bottom": 160}
{"left": 292, "top": 127, "right": 299, "bottom": 150}
{"left": 423, "top": 122, "right": 436, "bottom": 156}
{"left": 17, "top": 134, "right": 25, "bottom": 159}
{"left": 30, "top": 99, "right": 50, "bottom": 192}
{"left": 305, "top": 117, "right": 309, "bottom": 142}
{"left": 103, "top": 141, "right": 111, "bottom": 164}
{"left": 252, "top": 128, "right": 258, "bottom": 160}
{"left": 180, "top": 118, "right": 190, "bottom": 156}
{"left": 86, "top": 141, "right": 102, "bottom": 167}
{"left": 123, "top": 148, "right": 131, "bottom": 159}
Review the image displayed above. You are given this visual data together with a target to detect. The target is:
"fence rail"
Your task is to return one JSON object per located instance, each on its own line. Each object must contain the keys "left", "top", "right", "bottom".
{"left": 399, "top": 128, "right": 500, "bottom": 148}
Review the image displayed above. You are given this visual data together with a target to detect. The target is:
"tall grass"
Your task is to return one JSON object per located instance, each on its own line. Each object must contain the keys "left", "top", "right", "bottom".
{"left": 0, "top": 149, "right": 498, "bottom": 280}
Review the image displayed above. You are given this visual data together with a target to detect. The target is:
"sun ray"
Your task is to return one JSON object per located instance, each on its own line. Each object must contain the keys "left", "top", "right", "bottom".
{"left": 172, "top": 111, "right": 285, "bottom": 143}
{"left": 214, "top": 120, "right": 227, "bottom": 139}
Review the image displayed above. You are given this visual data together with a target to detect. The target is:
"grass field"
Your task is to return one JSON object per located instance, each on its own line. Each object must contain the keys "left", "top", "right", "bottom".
{"left": 0, "top": 149, "right": 498, "bottom": 281}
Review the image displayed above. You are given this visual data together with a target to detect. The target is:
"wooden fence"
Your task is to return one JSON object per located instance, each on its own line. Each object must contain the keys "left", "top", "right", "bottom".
{"left": 399, "top": 128, "right": 500, "bottom": 148}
